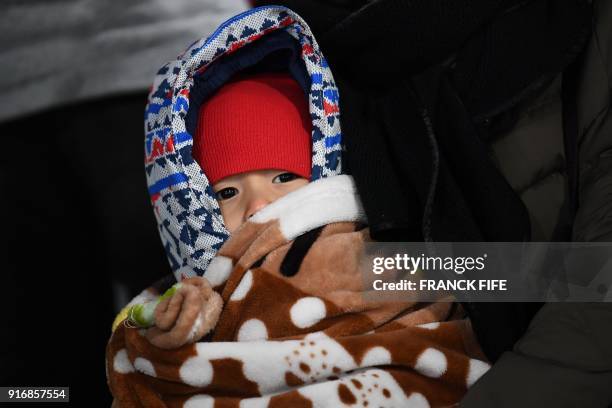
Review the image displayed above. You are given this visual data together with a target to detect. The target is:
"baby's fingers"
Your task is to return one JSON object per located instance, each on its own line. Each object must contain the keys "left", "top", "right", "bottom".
{"left": 153, "top": 293, "right": 181, "bottom": 330}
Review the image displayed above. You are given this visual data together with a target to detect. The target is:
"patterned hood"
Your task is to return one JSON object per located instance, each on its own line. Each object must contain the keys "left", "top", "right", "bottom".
{"left": 144, "top": 6, "right": 342, "bottom": 279}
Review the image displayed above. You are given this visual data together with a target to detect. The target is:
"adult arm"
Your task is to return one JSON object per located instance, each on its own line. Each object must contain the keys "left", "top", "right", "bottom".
{"left": 462, "top": 1, "right": 612, "bottom": 406}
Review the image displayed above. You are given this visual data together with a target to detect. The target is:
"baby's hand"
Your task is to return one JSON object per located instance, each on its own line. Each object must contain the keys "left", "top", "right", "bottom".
{"left": 145, "top": 277, "right": 223, "bottom": 349}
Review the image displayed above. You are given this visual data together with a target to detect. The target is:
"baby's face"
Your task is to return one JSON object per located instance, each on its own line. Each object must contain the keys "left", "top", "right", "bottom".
{"left": 212, "top": 169, "right": 308, "bottom": 233}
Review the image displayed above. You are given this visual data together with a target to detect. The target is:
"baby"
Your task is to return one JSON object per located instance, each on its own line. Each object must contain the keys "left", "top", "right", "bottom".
{"left": 116, "top": 72, "right": 317, "bottom": 348}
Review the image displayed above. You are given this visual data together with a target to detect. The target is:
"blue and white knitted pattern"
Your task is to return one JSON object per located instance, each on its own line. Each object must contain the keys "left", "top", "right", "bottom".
{"left": 144, "top": 6, "right": 342, "bottom": 280}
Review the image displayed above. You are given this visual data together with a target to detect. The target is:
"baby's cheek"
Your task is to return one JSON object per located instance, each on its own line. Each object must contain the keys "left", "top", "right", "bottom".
{"left": 220, "top": 203, "right": 245, "bottom": 233}
{"left": 285, "top": 179, "right": 309, "bottom": 194}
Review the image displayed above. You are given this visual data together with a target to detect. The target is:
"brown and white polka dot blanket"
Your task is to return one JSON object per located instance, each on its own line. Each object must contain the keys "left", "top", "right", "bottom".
{"left": 107, "top": 176, "right": 490, "bottom": 407}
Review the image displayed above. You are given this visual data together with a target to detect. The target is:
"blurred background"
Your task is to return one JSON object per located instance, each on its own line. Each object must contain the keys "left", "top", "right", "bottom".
{"left": 0, "top": 0, "right": 248, "bottom": 404}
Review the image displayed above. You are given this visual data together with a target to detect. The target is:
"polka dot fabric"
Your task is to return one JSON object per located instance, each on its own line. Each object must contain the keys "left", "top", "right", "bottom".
{"left": 107, "top": 176, "right": 491, "bottom": 407}
{"left": 143, "top": 6, "right": 343, "bottom": 279}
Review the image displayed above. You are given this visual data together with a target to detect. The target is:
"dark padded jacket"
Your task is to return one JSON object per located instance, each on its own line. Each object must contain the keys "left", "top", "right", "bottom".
{"left": 461, "top": 0, "right": 612, "bottom": 406}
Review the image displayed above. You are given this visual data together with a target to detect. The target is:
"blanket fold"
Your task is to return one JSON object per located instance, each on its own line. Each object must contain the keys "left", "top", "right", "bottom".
{"left": 107, "top": 175, "right": 489, "bottom": 408}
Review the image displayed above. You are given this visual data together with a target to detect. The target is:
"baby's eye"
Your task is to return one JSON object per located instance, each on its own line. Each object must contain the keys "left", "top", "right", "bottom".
{"left": 273, "top": 172, "right": 300, "bottom": 184}
{"left": 215, "top": 187, "right": 238, "bottom": 201}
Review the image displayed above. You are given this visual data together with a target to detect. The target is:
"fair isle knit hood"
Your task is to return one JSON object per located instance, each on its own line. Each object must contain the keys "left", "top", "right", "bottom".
{"left": 144, "top": 6, "right": 342, "bottom": 280}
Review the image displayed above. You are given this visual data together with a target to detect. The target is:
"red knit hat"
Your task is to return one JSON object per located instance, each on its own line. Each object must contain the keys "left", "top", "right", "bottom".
{"left": 192, "top": 73, "right": 312, "bottom": 185}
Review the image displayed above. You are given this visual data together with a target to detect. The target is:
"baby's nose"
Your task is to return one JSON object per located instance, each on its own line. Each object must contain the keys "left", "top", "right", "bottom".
{"left": 245, "top": 198, "right": 271, "bottom": 221}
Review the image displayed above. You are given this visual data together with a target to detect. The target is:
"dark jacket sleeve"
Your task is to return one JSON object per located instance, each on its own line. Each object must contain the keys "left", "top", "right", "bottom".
{"left": 462, "top": 1, "right": 612, "bottom": 406}
{"left": 461, "top": 304, "right": 612, "bottom": 407}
